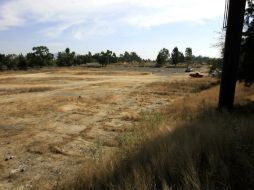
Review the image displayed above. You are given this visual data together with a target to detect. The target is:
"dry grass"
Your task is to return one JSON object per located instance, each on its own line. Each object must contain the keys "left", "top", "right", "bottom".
{"left": 0, "top": 77, "right": 85, "bottom": 85}
{"left": 0, "top": 67, "right": 252, "bottom": 190}
{"left": 147, "top": 78, "right": 220, "bottom": 95}
{"left": 62, "top": 83, "right": 254, "bottom": 190}
{"left": 0, "top": 86, "right": 56, "bottom": 95}
{"left": 74, "top": 71, "right": 150, "bottom": 76}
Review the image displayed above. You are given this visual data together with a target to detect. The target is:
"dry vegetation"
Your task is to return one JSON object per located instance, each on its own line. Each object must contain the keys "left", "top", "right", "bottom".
{"left": 1, "top": 67, "right": 252, "bottom": 190}
{"left": 0, "top": 67, "right": 197, "bottom": 189}
{"left": 61, "top": 82, "right": 254, "bottom": 190}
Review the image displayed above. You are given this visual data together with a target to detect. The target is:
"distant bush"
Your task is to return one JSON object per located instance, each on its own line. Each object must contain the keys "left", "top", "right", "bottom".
{"left": 93, "top": 50, "right": 118, "bottom": 66}
{"left": 118, "top": 51, "right": 142, "bottom": 63}
{"left": 57, "top": 48, "right": 76, "bottom": 67}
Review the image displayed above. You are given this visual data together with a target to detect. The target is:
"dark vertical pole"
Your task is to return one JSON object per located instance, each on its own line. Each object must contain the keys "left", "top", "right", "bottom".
{"left": 219, "top": 0, "right": 246, "bottom": 110}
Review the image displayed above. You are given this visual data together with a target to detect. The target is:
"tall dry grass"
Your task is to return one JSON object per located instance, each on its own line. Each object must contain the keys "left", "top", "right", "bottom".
{"left": 61, "top": 83, "right": 254, "bottom": 190}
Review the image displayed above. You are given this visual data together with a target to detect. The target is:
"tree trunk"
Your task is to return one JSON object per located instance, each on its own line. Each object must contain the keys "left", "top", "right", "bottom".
{"left": 218, "top": 0, "right": 246, "bottom": 110}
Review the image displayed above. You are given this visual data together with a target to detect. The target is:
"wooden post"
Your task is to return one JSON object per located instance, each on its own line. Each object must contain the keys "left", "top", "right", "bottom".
{"left": 218, "top": 0, "right": 247, "bottom": 110}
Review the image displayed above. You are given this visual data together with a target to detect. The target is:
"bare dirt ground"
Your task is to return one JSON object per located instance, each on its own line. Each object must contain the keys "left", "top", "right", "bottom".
{"left": 0, "top": 67, "right": 206, "bottom": 190}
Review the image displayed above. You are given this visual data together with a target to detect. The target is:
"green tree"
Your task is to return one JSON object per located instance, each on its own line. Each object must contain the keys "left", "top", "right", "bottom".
{"left": 119, "top": 51, "right": 142, "bottom": 63}
{"left": 57, "top": 48, "right": 76, "bottom": 67}
{"left": 171, "top": 47, "right": 179, "bottom": 66}
{"left": 119, "top": 52, "right": 130, "bottom": 62}
{"left": 156, "top": 48, "right": 170, "bottom": 67}
{"left": 193, "top": 55, "right": 210, "bottom": 64}
{"left": 74, "top": 55, "right": 86, "bottom": 65}
{"left": 0, "top": 54, "right": 9, "bottom": 70}
{"left": 27, "top": 46, "right": 53, "bottom": 67}
{"left": 239, "top": 0, "right": 254, "bottom": 86}
{"left": 76, "top": 52, "right": 96, "bottom": 64}
{"left": 93, "top": 50, "right": 118, "bottom": 66}
{"left": 185, "top": 48, "right": 192, "bottom": 63}
{"left": 130, "top": 52, "right": 142, "bottom": 63}
{"left": 0, "top": 54, "right": 5, "bottom": 70}
{"left": 178, "top": 52, "right": 185, "bottom": 63}
{"left": 87, "top": 51, "right": 96, "bottom": 63}
{"left": 4, "top": 54, "right": 19, "bottom": 70}
{"left": 17, "top": 54, "right": 28, "bottom": 70}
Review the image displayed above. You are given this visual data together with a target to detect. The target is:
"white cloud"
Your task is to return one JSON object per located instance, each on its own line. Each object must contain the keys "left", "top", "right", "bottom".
{"left": 0, "top": 0, "right": 225, "bottom": 38}
{"left": 73, "top": 21, "right": 115, "bottom": 40}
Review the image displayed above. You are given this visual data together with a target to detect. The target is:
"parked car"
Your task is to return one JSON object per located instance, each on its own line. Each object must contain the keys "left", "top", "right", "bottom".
{"left": 185, "top": 67, "right": 193, "bottom": 72}
{"left": 190, "top": 73, "right": 204, "bottom": 78}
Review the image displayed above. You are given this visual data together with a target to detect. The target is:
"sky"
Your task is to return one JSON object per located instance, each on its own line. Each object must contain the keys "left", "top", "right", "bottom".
{"left": 0, "top": 0, "right": 225, "bottom": 59}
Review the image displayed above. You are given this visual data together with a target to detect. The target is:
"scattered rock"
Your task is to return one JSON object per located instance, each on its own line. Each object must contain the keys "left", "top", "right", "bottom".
{"left": 9, "top": 164, "right": 27, "bottom": 177}
{"left": 4, "top": 155, "right": 14, "bottom": 161}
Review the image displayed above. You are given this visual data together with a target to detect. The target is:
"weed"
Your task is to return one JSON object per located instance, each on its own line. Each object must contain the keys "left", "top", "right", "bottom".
{"left": 88, "top": 138, "right": 103, "bottom": 161}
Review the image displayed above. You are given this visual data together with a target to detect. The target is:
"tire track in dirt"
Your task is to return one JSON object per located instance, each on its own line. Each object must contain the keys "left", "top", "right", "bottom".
{"left": 0, "top": 68, "right": 190, "bottom": 189}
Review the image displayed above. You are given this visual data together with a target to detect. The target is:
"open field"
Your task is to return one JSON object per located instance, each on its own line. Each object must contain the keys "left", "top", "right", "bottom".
{"left": 0, "top": 66, "right": 215, "bottom": 190}
{"left": 59, "top": 74, "right": 254, "bottom": 190}
{"left": 72, "top": 83, "right": 254, "bottom": 190}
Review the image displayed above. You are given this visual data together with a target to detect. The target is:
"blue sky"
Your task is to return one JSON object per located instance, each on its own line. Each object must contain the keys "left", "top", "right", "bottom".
{"left": 0, "top": 0, "right": 225, "bottom": 59}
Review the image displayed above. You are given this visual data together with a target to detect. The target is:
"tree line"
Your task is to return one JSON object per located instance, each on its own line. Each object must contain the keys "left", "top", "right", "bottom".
{"left": 0, "top": 47, "right": 144, "bottom": 70}
{"left": 156, "top": 47, "right": 197, "bottom": 67}
{"left": 0, "top": 45, "right": 214, "bottom": 71}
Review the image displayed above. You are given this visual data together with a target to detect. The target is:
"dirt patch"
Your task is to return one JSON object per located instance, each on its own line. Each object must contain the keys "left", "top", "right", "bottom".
{"left": 0, "top": 67, "right": 215, "bottom": 189}
{"left": 74, "top": 70, "right": 151, "bottom": 76}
